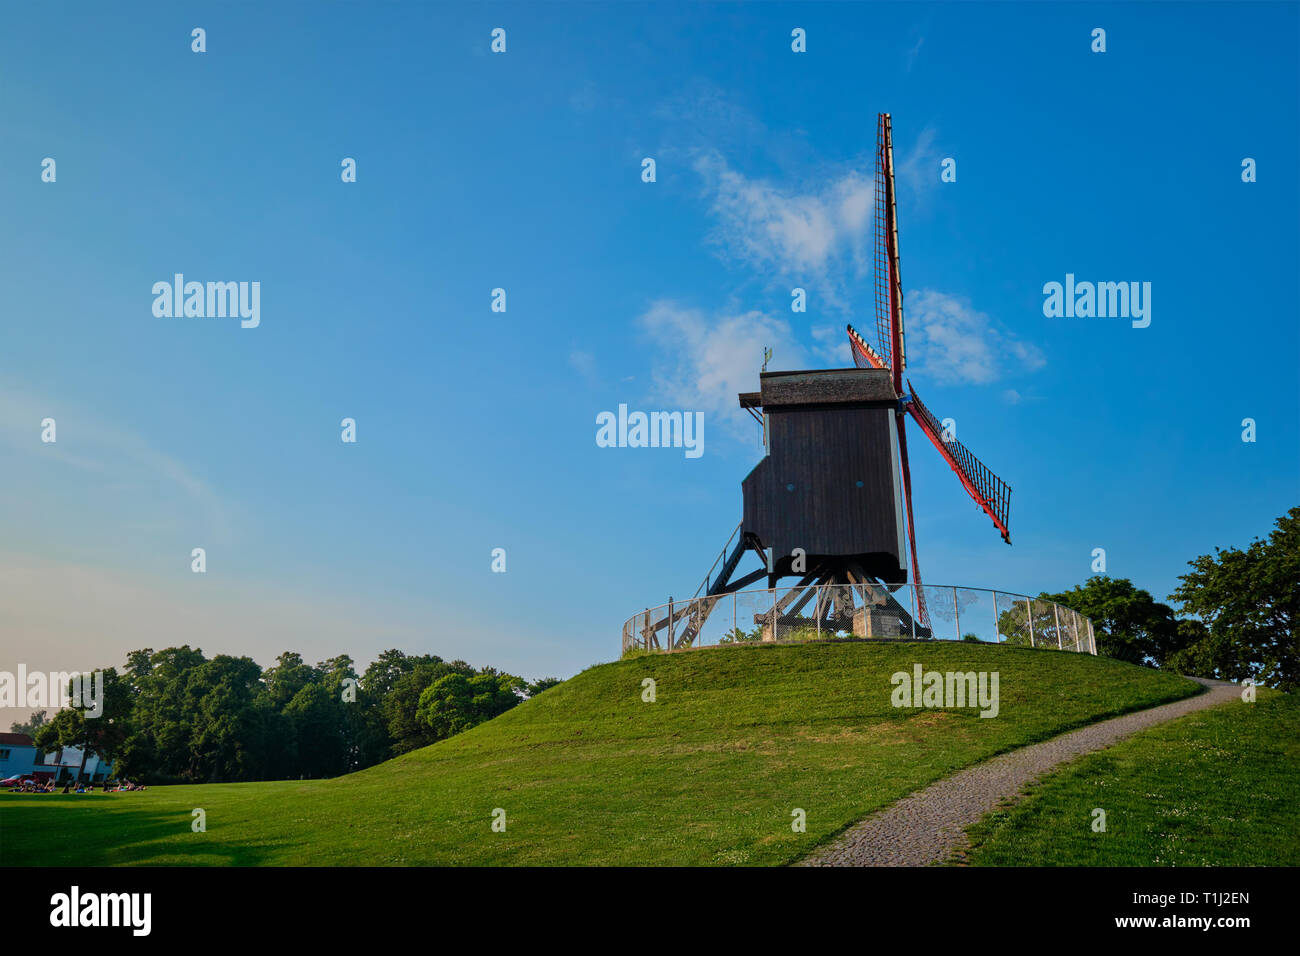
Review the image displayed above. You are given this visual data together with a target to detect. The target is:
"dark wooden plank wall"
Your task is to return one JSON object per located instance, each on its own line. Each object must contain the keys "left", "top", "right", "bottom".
{"left": 742, "top": 404, "right": 904, "bottom": 580}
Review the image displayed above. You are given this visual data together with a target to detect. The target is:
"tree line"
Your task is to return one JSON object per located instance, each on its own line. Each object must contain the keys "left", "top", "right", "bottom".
{"left": 18, "top": 648, "right": 560, "bottom": 784}
{"left": 1038, "top": 507, "right": 1297, "bottom": 691}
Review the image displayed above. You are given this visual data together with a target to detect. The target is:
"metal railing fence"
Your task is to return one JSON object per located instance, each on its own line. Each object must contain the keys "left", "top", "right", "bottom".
{"left": 622, "top": 583, "right": 1096, "bottom": 656}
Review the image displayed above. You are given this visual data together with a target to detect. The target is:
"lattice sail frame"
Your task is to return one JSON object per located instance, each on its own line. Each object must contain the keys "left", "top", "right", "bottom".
{"left": 872, "top": 113, "right": 908, "bottom": 383}
{"left": 847, "top": 323, "right": 887, "bottom": 371}
{"left": 872, "top": 113, "right": 894, "bottom": 373}
{"left": 906, "top": 382, "right": 1012, "bottom": 543}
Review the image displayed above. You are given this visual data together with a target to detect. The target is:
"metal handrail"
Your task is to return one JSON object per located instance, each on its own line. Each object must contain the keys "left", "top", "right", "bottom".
{"left": 693, "top": 522, "right": 742, "bottom": 600}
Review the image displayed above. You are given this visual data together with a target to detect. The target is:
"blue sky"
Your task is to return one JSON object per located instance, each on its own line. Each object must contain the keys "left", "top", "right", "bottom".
{"left": 2, "top": 2, "right": 1297, "bottom": 723}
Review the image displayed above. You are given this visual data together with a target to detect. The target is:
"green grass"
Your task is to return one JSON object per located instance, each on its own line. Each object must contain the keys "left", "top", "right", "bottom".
{"left": 1, "top": 642, "right": 1200, "bottom": 866}
{"left": 961, "top": 690, "right": 1300, "bottom": 866}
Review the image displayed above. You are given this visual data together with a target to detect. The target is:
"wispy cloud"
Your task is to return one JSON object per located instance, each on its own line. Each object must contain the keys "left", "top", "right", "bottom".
{"left": 568, "top": 81, "right": 600, "bottom": 114}
{"left": 895, "top": 125, "right": 942, "bottom": 205}
{"left": 568, "top": 349, "right": 599, "bottom": 386}
{"left": 905, "top": 36, "right": 926, "bottom": 72}
{"left": 646, "top": 90, "right": 1036, "bottom": 403}
{"left": 654, "top": 81, "right": 774, "bottom": 161}
{"left": 638, "top": 300, "right": 808, "bottom": 440}
{"left": 693, "top": 151, "right": 874, "bottom": 306}
{"left": 904, "top": 290, "right": 1046, "bottom": 386}
{"left": 635, "top": 293, "right": 1037, "bottom": 447}
{"left": 810, "top": 322, "right": 857, "bottom": 367}
{"left": 0, "top": 385, "right": 233, "bottom": 545}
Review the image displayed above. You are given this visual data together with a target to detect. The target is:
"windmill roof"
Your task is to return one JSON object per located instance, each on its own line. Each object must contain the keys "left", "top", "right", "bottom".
{"left": 756, "top": 368, "right": 896, "bottom": 408}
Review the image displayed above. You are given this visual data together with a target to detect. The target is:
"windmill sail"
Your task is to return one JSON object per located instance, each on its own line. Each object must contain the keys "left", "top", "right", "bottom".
{"left": 905, "top": 381, "right": 1013, "bottom": 543}
{"left": 873, "top": 114, "right": 897, "bottom": 378}
{"left": 847, "top": 323, "right": 887, "bottom": 370}
{"left": 876, "top": 112, "right": 906, "bottom": 395}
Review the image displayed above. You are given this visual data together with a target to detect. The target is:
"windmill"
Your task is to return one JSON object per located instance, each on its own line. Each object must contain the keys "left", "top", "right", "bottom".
{"left": 646, "top": 113, "right": 1012, "bottom": 649}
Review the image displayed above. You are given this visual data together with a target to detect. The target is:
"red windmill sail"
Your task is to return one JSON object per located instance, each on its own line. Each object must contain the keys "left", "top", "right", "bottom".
{"left": 905, "top": 382, "right": 1012, "bottom": 543}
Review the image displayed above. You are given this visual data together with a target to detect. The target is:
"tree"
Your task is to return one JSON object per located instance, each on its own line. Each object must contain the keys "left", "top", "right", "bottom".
{"left": 1162, "top": 619, "right": 1233, "bottom": 681}
{"left": 311, "top": 654, "right": 381, "bottom": 772}
{"left": 32, "top": 642, "right": 556, "bottom": 782}
{"left": 117, "top": 645, "right": 208, "bottom": 781}
{"left": 416, "top": 672, "right": 526, "bottom": 741}
{"left": 181, "top": 655, "right": 266, "bottom": 782}
{"left": 9, "top": 710, "right": 47, "bottom": 737}
{"left": 261, "top": 652, "right": 322, "bottom": 710}
{"left": 283, "top": 683, "right": 346, "bottom": 778}
{"left": 1169, "top": 507, "right": 1299, "bottom": 691}
{"left": 360, "top": 649, "right": 416, "bottom": 703}
{"left": 383, "top": 656, "right": 475, "bottom": 754}
{"left": 1037, "top": 576, "right": 1184, "bottom": 666}
{"left": 526, "top": 677, "right": 563, "bottom": 697}
{"left": 33, "top": 669, "right": 132, "bottom": 782}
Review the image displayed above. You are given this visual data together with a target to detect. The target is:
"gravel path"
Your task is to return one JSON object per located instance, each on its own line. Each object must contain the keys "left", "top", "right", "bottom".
{"left": 798, "top": 677, "right": 1241, "bottom": 867}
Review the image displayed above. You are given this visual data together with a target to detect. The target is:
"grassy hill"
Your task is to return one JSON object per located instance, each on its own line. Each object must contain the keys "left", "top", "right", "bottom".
{"left": 1, "top": 642, "right": 1201, "bottom": 866}
{"left": 961, "top": 689, "right": 1299, "bottom": 866}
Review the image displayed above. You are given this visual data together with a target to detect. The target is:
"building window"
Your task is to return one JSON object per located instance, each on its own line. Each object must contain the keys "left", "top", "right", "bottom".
{"left": 0, "top": 748, "right": 10, "bottom": 761}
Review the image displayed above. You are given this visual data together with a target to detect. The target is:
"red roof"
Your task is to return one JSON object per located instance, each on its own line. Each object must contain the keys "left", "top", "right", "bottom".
{"left": 0, "top": 733, "right": 35, "bottom": 747}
